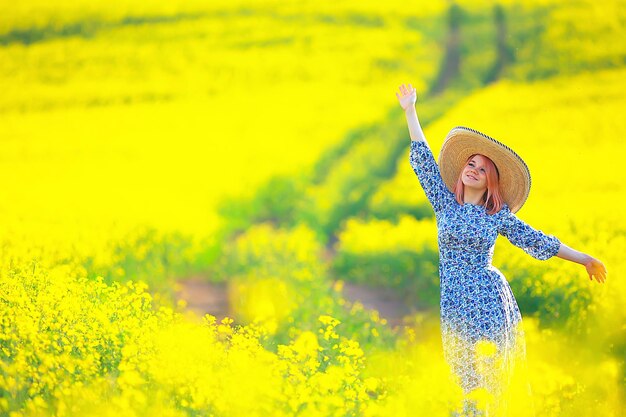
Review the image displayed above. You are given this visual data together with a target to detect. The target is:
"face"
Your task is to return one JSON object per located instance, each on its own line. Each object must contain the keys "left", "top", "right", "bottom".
{"left": 461, "top": 154, "right": 489, "bottom": 190}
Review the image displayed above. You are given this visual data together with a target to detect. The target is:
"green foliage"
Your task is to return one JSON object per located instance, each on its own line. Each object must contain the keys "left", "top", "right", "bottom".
{"left": 504, "top": 265, "right": 594, "bottom": 334}
{"left": 298, "top": 125, "right": 409, "bottom": 242}
{"left": 331, "top": 249, "right": 441, "bottom": 310}
{"left": 216, "top": 173, "right": 309, "bottom": 234}
{"left": 217, "top": 121, "right": 413, "bottom": 246}
{"left": 210, "top": 222, "right": 399, "bottom": 352}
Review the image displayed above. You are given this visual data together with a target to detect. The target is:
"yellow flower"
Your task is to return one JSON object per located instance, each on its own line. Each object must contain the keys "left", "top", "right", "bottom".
{"left": 475, "top": 340, "right": 498, "bottom": 358}
{"left": 466, "top": 387, "right": 494, "bottom": 411}
{"left": 364, "top": 377, "right": 380, "bottom": 392}
{"left": 293, "top": 331, "right": 320, "bottom": 360}
{"left": 318, "top": 315, "right": 341, "bottom": 327}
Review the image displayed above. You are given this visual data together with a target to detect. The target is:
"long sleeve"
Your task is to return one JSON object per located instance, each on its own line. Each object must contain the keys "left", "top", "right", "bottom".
{"left": 497, "top": 205, "right": 561, "bottom": 260}
{"left": 409, "top": 139, "right": 454, "bottom": 215}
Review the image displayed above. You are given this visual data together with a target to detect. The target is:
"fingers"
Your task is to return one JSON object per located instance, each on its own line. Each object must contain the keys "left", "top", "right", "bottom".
{"left": 592, "top": 271, "right": 607, "bottom": 284}
{"left": 587, "top": 259, "right": 608, "bottom": 283}
{"left": 589, "top": 270, "right": 607, "bottom": 283}
{"left": 599, "top": 265, "right": 607, "bottom": 283}
{"left": 397, "top": 84, "right": 416, "bottom": 96}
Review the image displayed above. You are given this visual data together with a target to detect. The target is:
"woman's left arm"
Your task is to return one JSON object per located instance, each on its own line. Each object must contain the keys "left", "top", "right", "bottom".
{"left": 498, "top": 206, "right": 608, "bottom": 284}
{"left": 554, "top": 243, "right": 608, "bottom": 284}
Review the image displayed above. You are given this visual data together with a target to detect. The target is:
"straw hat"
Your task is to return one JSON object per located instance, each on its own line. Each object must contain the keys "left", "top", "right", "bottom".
{"left": 438, "top": 126, "right": 531, "bottom": 213}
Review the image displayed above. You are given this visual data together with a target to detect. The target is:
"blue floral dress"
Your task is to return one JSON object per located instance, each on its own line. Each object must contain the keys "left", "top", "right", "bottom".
{"left": 409, "top": 139, "right": 561, "bottom": 416}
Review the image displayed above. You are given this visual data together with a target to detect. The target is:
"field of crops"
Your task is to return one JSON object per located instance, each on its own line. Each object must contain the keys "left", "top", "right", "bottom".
{"left": 1, "top": 0, "right": 624, "bottom": 416}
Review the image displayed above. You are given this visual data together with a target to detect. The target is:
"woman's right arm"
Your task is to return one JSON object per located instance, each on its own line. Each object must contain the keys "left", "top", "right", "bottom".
{"left": 396, "top": 83, "right": 426, "bottom": 143}
{"left": 404, "top": 104, "right": 427, "bottom": 143}
{"left": 397, "top": 84, "right": 453, "bottom": 214}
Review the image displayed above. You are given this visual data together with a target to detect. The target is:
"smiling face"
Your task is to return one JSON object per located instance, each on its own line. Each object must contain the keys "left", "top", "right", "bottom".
{"left": 461, "top": 154, "right": 489, "bottom": 191}
{"left": 453, "top": 152, "right": 504, "bottom": 213}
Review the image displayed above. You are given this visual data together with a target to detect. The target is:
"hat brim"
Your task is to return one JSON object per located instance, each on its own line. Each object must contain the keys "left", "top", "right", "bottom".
{"left": 438, "top": 126, "right": 531, "bottom": 213}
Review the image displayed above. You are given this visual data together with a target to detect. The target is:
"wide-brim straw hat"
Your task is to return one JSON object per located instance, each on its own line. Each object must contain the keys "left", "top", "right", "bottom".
{"left": 438, "top": 126, "right": 531, "bottom": 213}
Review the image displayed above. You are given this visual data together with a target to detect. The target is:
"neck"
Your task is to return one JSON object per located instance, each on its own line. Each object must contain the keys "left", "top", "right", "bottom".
{"left": 463, "top": 189, "right": 486, "bottom": 205}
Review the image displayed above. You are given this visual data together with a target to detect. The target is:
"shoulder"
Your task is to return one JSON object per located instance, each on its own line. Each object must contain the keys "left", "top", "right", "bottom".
{"left": 488, "top": 203, "right": 510, "bottom": 216}
{"left": 494, "top": 203, "right": 512, "bottom": 222}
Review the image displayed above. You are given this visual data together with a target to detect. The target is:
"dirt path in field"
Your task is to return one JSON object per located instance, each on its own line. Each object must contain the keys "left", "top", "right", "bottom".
{"left": 173, "top": 278, "right": 230, "bottom": 323}
{"left": 173, "top": 277, "right": 415, "bottom": 330}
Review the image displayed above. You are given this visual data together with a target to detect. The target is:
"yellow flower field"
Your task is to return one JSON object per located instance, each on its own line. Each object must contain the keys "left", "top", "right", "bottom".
{"left": 1, "top": 0, "right": 624, "bottom": 416}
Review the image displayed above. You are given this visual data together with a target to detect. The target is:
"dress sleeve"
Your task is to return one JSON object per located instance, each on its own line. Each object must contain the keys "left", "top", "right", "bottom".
{"left": 409, "top": 140, "right": 454, "bottom": 214}
{"left": 497, "top": 205, "right": 561, "bottom": 260}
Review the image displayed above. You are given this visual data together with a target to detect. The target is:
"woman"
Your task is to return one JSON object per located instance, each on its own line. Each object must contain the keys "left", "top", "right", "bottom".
{"left": 395, "top": 84, "right": 607, "bottom": 416}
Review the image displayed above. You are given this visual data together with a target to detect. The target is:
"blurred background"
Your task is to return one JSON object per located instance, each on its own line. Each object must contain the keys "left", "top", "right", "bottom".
{"left": 0, "top": 0, "right": 624, "bottom": 416}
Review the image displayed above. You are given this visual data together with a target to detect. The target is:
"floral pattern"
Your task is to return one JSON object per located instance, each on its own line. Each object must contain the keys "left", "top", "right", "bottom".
{"left": 409, "top": 139, "right": 561, "bottom": 416}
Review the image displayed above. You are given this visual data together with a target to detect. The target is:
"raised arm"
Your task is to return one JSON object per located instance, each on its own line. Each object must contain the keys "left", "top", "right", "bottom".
{"left": 396, "top": 84, "right": 427, "bottom": 143}
{"left": 397, "top": 84, "right": 454, "bottom": 214}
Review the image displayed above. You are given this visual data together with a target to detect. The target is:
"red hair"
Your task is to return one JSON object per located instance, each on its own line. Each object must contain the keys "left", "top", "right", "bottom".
{"left": 453, "top": 153, "right": 505, "bottom": 215}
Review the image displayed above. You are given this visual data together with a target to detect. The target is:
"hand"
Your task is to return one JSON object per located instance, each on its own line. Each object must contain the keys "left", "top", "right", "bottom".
{"left": 396, "top": 83, "right": 417, "bottom": 111}
{"left": 584, "top": 256, "right": 607, "bottom": 284}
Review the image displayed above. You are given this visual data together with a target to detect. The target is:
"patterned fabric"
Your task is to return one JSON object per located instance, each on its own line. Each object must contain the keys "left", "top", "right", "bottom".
{"left": 409, "top": 140, "right": 560, "bottom": 416}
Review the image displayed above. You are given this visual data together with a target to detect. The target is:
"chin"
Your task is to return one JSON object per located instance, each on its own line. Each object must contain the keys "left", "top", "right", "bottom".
{"left": 464, "top": 183, "right": 485, "bottom": 191}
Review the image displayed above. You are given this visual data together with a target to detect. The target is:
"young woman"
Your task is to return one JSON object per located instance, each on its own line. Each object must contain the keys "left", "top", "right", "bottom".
{"left": 395, "top": 83, "right": 607, "bottom": 416}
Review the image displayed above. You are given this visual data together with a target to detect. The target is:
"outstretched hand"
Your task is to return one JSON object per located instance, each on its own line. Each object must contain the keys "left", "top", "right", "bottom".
{"left": 584, "top": 256, "right": 607, "bottom": 284}
{"left": 396, "top": 83, "right": 417, "bottom": 111}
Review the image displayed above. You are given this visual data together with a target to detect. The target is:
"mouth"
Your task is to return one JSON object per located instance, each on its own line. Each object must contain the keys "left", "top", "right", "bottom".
{"left": 467, "top": 174, "right": 478, "bottom": 181}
